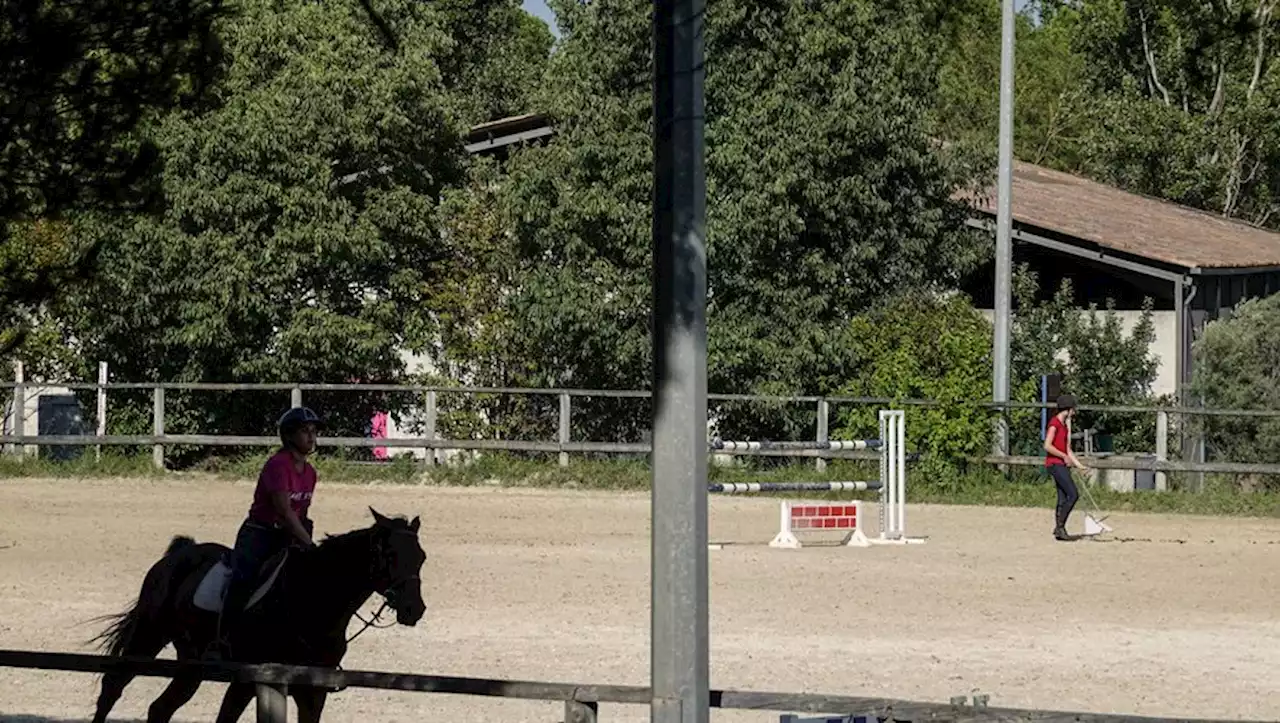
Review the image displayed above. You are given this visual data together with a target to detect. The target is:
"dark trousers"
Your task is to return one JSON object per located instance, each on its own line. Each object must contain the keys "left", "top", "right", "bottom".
{"left": 219, "top": 518, "right": 307, "bottom": 638}
{"left": 1049, "top": 464, "right": 1079, "bottom": 529}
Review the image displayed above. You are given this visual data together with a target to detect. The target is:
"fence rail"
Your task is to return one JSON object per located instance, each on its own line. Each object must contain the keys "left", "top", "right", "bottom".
{"left": 5, "top": 378, "right": 1280, "bottom": 416}
{"left": 0, "top": 650, "right": 1260, "bottom": 723}
{"left": 7, "top": 372, "right": 1280, "bottom": 478}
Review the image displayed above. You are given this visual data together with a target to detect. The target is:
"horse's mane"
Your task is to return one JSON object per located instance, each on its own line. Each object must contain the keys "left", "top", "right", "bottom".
{"left": 317, "top": 514, "right": 414, "bottom": 548}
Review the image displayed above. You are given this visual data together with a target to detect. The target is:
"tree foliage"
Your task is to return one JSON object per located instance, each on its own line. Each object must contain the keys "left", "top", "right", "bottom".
{"left": 0, "top": 0, "right": 227, "bottom": 356}
{"left": 1191, "top": 293, "right": 1280, "bottom": 475}
{"left": 44, "top": 0, "right": 549, "bottom": 460}
{"left": 427, "top": 0, "right": 992, "bottom": 444}
{"left": 943, "top": 0, "right": 1280, "bottom": 228}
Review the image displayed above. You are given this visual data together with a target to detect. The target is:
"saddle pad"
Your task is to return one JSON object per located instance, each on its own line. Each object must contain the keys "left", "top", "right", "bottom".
{"left": 192, "top": 552, "right": 289, "bottom": 613}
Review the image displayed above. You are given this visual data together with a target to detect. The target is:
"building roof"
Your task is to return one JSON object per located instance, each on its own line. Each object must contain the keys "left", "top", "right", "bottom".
{"left": 465, "top": 113, "right": 555, "bottom": 155}
{"left": 964, "top": 161, "right": 1280, "bottom": 271}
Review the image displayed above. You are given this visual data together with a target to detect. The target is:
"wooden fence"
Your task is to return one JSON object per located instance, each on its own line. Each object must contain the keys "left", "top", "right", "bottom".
{"left": 5, "top": 372, "right": 1280, "bottom": 477}
{"left": 0, "top": 650, "right": 1263, "bottom": 723}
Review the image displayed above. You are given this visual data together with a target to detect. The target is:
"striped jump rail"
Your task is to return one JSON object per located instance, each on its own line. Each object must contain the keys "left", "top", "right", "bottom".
{"left": 710, "top": 439, "right": 880, "bottom": 451}
{"left": 714, "top": 410, "right": 925, "bottom": 548}
{"left": 708, "top": 481, "right": 882, "bottom": 494}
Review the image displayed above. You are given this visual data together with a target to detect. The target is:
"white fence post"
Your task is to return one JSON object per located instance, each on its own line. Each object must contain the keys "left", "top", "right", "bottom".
{"left": 424, "top": 390, "right": 437, "bottom": 466}
{"left": 12, "top": 361, "right": 25, "bottom": 459}
{"left": 152, "top": 387, "right": 165, "bottom": 470}
{"left": 291, "top": 387, "right": 302, "bottom": 408}
{"left": 559, "top": 392, "right": 571, "bottom": 467}
{"left": 96, "top": 362, "right": 108, "bottom": 463}
{"left": 815, "top": 399, "right": 829, "bottom": 472}
{"left": 1155, "top": 410, "right": 1168, "bottom": 491}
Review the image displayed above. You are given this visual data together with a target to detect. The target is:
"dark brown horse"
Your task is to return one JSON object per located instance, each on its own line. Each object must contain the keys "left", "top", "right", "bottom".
{"left": 90, "top": 507, "right": 426, "bottom": 723}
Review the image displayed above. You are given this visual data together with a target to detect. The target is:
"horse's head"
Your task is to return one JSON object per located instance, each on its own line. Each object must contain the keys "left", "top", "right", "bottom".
{"left": 368, "top": 506, "right": 427, "bottom": 626}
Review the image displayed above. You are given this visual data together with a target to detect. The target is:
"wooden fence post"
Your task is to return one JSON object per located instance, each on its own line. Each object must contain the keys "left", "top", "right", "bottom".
{"left": 564, "top": 699, "right": 598, "bottom": 723}
{"left": 815, "top": 399, "right": 829, "bottom": 472}
{"left": 255, "top": 684, "right": 288, "bottom": 722}
{"left": 9, "top": 361, "right": 24, "bottom": 459}
{"left": 96, "top": 362, "right": 108, "bottom": 463}
{"left": 424, "top": 390, "right": 437, "bottom": 466}
{"left": 559, "top": 392, "right": 571, "bottom": 467}
{"left": 152, "top": 387, "right": 165, "bottom": 470}
{"left": 1155, "top": 410, "right": 1168, "bottom": 491}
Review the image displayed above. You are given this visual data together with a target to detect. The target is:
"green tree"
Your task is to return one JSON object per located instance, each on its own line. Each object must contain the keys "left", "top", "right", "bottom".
{"left": 428, "top": 0, "right": 992, "bottom": 444}
{"left": 832, "top": 293, "right": 994, "bottom": 482}
{"left": 0, "top": 0, "right": 227, "bottom": 358}
{"left": 1191, "top": 293, "right": 1280, "bottom": 479}
{"left": 1034, "top": 0, "right": 1280, "bottom": 227}
{"left": 1009, "top": 265, "right": 1160, "bottom": 455}
{"left": 54, "top": 0, "right": 527, "bottom": 459}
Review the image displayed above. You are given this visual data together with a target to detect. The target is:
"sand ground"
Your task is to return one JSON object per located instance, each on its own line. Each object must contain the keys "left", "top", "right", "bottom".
{"left": 0, "top": 477, "right": 1278, "bottom": 722}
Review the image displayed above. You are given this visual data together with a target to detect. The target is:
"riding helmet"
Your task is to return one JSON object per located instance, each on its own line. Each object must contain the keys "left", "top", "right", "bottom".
{"left": 278, "top": 406, "right": 324, "bottom": 435}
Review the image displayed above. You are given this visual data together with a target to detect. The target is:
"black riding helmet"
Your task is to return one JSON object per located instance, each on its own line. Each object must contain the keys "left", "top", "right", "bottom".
{"left": 278, "top": 406, "right": 324, "bottom": 444}
{"left": 1056, "top": 394, "right": 1077, "bottom": 411}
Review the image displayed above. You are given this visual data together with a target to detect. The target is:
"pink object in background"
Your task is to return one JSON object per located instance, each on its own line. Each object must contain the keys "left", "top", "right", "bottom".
{"left": 371, "top": 411, "right": 389, "bottom": 460}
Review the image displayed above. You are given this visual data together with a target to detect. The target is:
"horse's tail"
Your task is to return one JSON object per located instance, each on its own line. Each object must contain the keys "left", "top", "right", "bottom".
{"left": 89, "top": 535, "right": 197, "bottom": 656}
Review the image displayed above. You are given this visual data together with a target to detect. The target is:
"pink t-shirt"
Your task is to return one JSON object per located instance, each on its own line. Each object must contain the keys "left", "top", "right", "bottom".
{"left": 248, "top": 450, "right": 317, "bottom": 525}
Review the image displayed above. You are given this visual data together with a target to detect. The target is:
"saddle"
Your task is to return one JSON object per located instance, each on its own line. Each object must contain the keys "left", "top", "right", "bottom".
{"left": 192, "top": 548, "right": 290, "bottom": 613}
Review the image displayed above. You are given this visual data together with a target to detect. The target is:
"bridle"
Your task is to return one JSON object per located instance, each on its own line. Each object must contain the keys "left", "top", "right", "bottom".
{"left": 346, "top": 527, "right": 422, "bottom": 644}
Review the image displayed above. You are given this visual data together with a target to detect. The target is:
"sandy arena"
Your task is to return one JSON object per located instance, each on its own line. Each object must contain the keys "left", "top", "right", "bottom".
{"left": 1, "top": 476, "right": 1278, "bottom": 722}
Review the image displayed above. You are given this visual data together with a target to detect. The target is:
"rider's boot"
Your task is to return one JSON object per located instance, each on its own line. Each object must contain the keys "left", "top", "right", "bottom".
{"left": 204, "top": 579, "right": 252, "bottom": 661}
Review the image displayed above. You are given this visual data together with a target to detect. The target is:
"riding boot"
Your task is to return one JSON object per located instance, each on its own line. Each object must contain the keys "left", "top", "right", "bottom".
{"left": 207, "top": 579, "right": 253, "bottom": 660}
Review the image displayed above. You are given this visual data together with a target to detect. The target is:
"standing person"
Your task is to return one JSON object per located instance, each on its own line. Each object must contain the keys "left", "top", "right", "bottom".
{"left": 207, "top": 406, "right": 323, "bottom": 659}
{"left": 1044, "top": 394, "right": 1088, "bottom": 541}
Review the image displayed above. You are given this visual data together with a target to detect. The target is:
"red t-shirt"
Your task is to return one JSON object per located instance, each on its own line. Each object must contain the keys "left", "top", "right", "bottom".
{"left": 248, "top": 450, "right": 317, "bottom": 525}
{"left": 1044, "top": 416, "right": 1069, "bottom": 467}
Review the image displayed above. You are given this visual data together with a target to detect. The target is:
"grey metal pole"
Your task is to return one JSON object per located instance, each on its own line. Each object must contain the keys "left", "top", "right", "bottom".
{"left": 991, "top": 0, "right": 1016, "bottom": 460}
{"left": 651, "top": 0, "right": 709, "bottom": 720}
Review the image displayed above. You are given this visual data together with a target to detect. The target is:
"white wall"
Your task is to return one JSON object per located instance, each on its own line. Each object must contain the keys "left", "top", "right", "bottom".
{"left": 977, "top": 309, "right": 1177, "bottom": 399}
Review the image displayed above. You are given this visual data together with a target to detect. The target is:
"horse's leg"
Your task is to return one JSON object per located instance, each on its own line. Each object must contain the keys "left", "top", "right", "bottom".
{"left": 214, "top": 682, "right": 257, "bottom": 723}
{"left": 91, "top": 623, "right": 169, "bottom": 723}
{"left": 145, "top": 642, "right": 203, "bottom": 723}
{"left": 293, "top": 687, "right": 328, "bottom": 723}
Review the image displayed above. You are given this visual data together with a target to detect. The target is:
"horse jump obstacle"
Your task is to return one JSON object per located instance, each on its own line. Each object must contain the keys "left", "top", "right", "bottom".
{"left": 707, "top": 410, "right": 921, "bottom": 548}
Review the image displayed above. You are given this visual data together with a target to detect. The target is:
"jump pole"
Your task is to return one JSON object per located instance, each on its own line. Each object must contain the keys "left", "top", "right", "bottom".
{"left": 706, "top": 409, "right": 925, "bottom": 547}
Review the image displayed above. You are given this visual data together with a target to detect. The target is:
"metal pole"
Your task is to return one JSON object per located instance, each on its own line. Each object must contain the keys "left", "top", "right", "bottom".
{"left": 96, "top": 362, "right": 108, "bottom": 463}
{"left": 291, "top": 387, "right": 302, "bottom": 408}
{"left": 991, "top": 0, "right": 1016, "bottom": 461}
{"left": 651, "top": 0, "right": 709, "bottom": 719}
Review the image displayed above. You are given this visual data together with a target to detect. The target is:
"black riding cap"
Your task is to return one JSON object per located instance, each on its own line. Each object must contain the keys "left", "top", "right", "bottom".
{"left": 1056, "top": 394, "right": 1077, "bottom": 411}
{"left": 278, "top": 406, "right": 324, "bottom": 433}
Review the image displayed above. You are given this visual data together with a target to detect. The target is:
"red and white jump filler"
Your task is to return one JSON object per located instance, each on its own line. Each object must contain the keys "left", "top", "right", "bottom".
{"left": 769, "top": 501, "right": 870, "bottom": 548}
{"left": 767, "top": 409, "right": 923, "bottom": 548}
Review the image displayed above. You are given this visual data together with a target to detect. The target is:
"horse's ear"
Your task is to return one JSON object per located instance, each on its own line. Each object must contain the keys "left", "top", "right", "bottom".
{"left": 409, "top": 516, "right": 420, "bottom": 532}
{"left": 369, "top": 506, "right": 390, "bottom": 525}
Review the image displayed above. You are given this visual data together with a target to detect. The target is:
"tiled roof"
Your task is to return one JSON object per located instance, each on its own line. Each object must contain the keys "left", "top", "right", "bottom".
{"left": 963, "top": 162, "right": 1280, "bottom": 270}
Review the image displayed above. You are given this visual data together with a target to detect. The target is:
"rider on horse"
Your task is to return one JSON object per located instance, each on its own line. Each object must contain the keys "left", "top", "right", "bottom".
{"left": 208, "top": 406, "right": 323, "bottom": 659}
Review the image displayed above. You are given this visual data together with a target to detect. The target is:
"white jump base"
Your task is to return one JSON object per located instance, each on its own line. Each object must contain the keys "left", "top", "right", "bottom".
{"left": 767, "top": 409, "right": 926, "bottom": 548}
